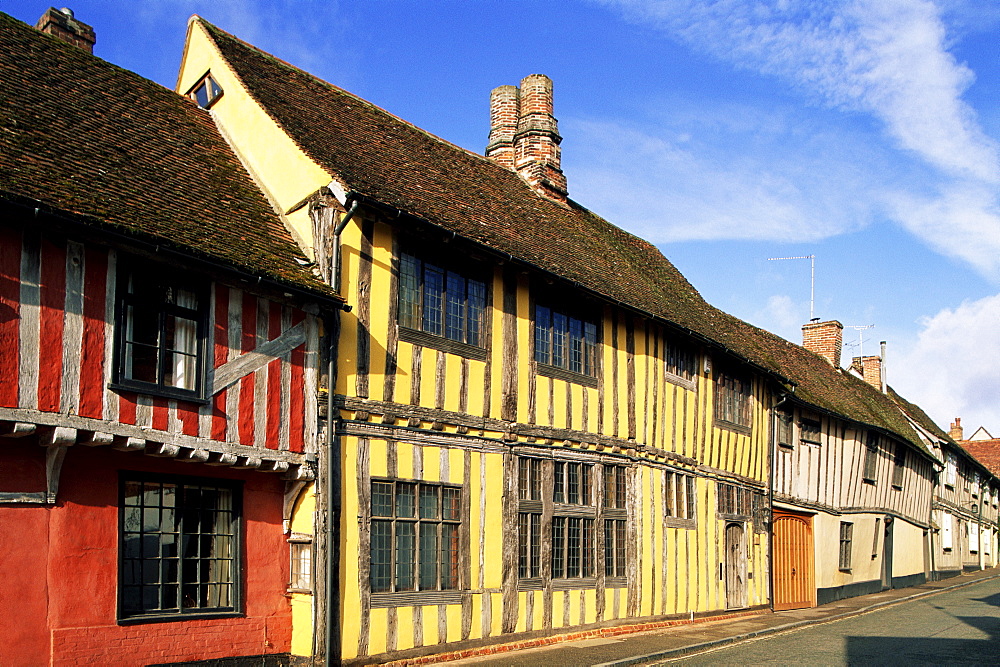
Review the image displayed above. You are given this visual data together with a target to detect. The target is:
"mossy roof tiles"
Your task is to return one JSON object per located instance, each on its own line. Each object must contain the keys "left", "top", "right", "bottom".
{"left": 0, "top": 12, "right": 335, "bottom": 298}
{"left": 203, "top": 19, "right": 928, "bottom": 450}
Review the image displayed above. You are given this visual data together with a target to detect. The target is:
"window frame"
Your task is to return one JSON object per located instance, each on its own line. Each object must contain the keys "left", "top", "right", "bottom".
{"left": 798, "top": 416, "right": 822, "bottom": 446}
{"left": 862, "top": 432, "right": 879, "bottom": 484}
{"left": 891, "top": 443, "right": 907, "bottom": 489}
{"left": 664, "top": 471, "right": 698, "bottom": 529}
{"left": 663, "top": 335, "right": 698, "bottom": 388}
{"left": 532, "top": 297, "right": 600, "bottom": 387}
{"left": 713, "top": 366, "right": 753, "bottom": 433}
{"left": 838, "top": 521, "right": 854, "bottom": 571}
{"left": 186, "top": 72, "right": 224, "bottom": 109}
{"left": 288, "top": 535, "right": 313, "bottom": 593}
{"left": 110, "top": 263, "right": 209, "bottom": 402}
{"left": 369, "top": 478, "right": 463, "bottom": 595}
{"left": 117, "top": 472, "right": 243, "bottom": 624}
{"left": 396, "top": 248, "right": 489, "bottom": 360}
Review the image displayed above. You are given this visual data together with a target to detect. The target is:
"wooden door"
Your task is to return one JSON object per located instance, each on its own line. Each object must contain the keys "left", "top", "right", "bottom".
{"left": 725, "top": 522, "right": 747, "bottom": 609}
{"left": 773, "top": 509, "right": 815, "bottom": 610}
{"left": 881, "top": 517, "right": 894, "bottom": 590}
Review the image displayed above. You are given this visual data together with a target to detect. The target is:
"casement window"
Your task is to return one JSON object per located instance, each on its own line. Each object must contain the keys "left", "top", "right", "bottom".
{"left": 945, "top": 452, "right": 958, "bottom": 487}
{"left": 714, "top": 368, "right": 752, "bottom": 430}
{"left": 552, "top": 462, "right": 596, "bottom": 579}
{"left": 188, "top": 73, "right": 223, "bottom": 109}
{"left": 941, "top": 512, "right": 953, "bottom": 551}
{"left": 970, "top": 522, "right": 980, "bottom": 554}
{"left": 664, "top": 471, "right": 697, "bottom": 524}
{"left": 113, "top": 267, "right": 207, "bottom": 400}
{"left": 398, "top": 251, "right": 487, "bottom": 354}
{"left": 665, "top": 337, "right": 697, "bottom": 383}
{"left": 799, "top": 417, "right": 822, "bottom": 445}
{"left": 838, "top": 521, "right": 854, "bottom": 571}
{"left": 776, "top": 409, "right": 793, "bottom": 449}
{"left": 534, "top": 305, "right": 598, "bottom": 380}
{"left": 971, "top": 472, "right": 980, "bottom": 498}
{"left": 717, "top": 482, "right": 754, "bottom": 518}
{"left": 518, "top": 458, "right": 543, "bottom": 579}
{"left": 862, "top": 433, "right": 879, "bottom": 483}
{"left": 370, "top": 480, "right": 461, "bottom": 592}
{"left": 603, "top": 464, "right": 628, "bottom": 579}
{"left": 288, "top": 536, "right": 312, "bottom": 592}
{"left": 119, "top": 474, "right": 240, "bottom": 621}
{"left": 892, "top": 444, "right": 907, "bottom": 489}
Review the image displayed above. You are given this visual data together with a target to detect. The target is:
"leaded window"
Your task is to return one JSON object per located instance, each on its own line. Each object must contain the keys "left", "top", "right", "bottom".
{"left": 398, "top": 252, "right": 486, "bottom": 348}
{"left": 665, "top": 471, "right": 697, "bottom": 523}
{"left": 714, "top": 368, "right": 752, "bottom": 428}
{"left": 370, "top": 480, "right": 461, "bottom": 592}
{"left": 120, "top": 474, "right": 239, "bottom": 620}
{"left": 665, "top": 337, "right": 697, "bottom": 381}
{"left": 534, "top": 305, "right": 598, "bottom": 377}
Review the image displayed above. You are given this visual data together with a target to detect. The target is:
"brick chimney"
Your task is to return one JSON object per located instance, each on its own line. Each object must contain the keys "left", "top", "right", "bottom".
{"left": 850, "top": 355, "right": 883, "bottom": 391}
{"left": 486, "top": 75, "right": 568, "bottom": 204}
{"left": 35, "top": 7, "right": 95, "bottom": 54}
{"left": 802, "top": 319, "right": 843, "bottom": 367}
{"left": 949, "top": 418, "right": 964, "bottom": 441}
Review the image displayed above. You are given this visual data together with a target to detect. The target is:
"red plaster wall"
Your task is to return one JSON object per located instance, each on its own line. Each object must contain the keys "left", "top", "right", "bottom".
{"left": 0, "top": 444, "right": 292, "bottom": 666}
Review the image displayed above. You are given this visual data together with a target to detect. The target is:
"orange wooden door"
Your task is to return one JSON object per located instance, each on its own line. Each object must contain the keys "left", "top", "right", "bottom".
{"left": 773, "top": 510, "right": 815, "bottom": 611}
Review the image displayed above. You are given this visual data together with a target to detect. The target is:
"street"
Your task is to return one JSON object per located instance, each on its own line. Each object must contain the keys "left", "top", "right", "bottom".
{"left": 664, "top": 578, "right": 1000, "bottom": 665}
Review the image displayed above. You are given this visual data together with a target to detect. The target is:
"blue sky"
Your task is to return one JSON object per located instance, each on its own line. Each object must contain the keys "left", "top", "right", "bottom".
{"left": 7, "top": 0, "right": 1000, "bottom": 436}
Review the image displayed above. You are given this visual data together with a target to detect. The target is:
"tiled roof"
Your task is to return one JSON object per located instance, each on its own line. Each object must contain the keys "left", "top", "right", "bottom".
{"left": 0, "top": 12, "right": 336, "bottom": 299}
{"left": 961, "top": 439, "right": 1000, "bottom": 479}
{"left": 201, "top": 19, "right": 926, "bottom": 450}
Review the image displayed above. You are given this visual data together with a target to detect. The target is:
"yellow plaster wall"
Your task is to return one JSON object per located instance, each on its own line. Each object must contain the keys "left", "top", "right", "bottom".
{"left": 289, "top": 486, "right": 316, "bottom": 657}
{"left": 177, "top": 20, "right": 333, "bottom": 255}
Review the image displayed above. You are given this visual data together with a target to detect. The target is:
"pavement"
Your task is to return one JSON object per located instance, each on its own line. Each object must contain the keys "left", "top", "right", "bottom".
{"left": 441, "top": 568, "right": 1000, "bottom": 666}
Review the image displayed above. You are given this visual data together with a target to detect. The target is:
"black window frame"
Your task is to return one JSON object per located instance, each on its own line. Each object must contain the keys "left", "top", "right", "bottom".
{"left": 397, "top": 249, "right": 489, "bottom": 360}
{"left": 111, "top": 262, "right": 209, "bottom": 402}
{"left": 863, "top": 432, "right": 879, "bottom": 484}
{"left": 369, "top": 479, "right": 463, "bottom": 594}
{"left": 118, "top": 472, "right": 242, "bottom": 623}
{"left": 664, "top": 335, "right": 698, "bottom": 386}
{"left": 891, "top": 443, "right": 907, "bottom": 489}
{"left": 799, "top": 416, "right": 822, "bottom": 445}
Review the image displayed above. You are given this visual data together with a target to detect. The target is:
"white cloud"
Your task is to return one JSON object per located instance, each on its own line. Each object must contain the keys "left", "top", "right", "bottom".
{"left": 756, "top": 295, "right": 806, "bottom": 338}
{"left": 886, "top": 183, "right": 1000, "bottom": 280}
{"left": 600, "top": 0, "right": 1000, "bottom": 182}
{"left": 891, "top": 293, "right": 1000, "bottom": 433}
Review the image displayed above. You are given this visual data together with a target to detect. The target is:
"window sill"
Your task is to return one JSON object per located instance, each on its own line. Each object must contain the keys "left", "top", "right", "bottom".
{"left": 664, "top": 517, "right": 697, "bottom": 530}
{"left": 862, "top": 478, "right": 876, "bottom": 485}
{"left": 399, "top": 326, "right": 488, "bottom": 361}
{"left": 838, "top": 568, "right": 852, "bottom": 574}
{"left": 714, "top": 419, "right": 751, "bottom": 436}
{"left": 892, "top": 484, "right": 903, "bottom": 491}
{"left": 552, "top": 577, "right": 598, "bottom": 591}
{"left": 109, "top": 381, "right": 208, "bottom": 405}
{"left": 371, "top": 590, "right": 464, "bottom": 607}
{"left": 605, "top": 576, "right": 628, "bottom": 588}
{"left": 664, "top": 373, "right": 697, "bottom": 391}
{"left": 118, "top": 610, "right": 241, "bottom": 625}
{"left": 536, "top": 362, "right": 598, "bottom": 388}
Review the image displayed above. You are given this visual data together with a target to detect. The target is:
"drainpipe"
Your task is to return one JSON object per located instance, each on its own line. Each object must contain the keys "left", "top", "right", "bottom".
{"left": 321, "top": 310, "right": 343, "bottom": 666}
{"left": 879, "top": 341, "right": 887, "bottom": 393}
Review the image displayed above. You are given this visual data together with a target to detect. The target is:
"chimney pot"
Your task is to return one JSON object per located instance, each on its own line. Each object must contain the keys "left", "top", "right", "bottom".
{"left": 35, "top": 6, "right": 96, "bottom": 54}
{"left": 485, "top": 74, "right": 567, "bottom": 204}
{"left": 949, "top": 418, "right": 964, "bottom": 441}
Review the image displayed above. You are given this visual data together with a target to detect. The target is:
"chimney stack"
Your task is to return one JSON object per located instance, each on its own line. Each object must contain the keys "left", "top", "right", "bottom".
{"left": 486, "top": 75, "right": 568, "bottom": 204}
{"left": 802, "top": 319, "right": 843, "bottom": 367}
{"left": 949, "top": 418, "right": 964, "bottom": 441}
{"left": 35, "top": 7, "right": 95, "bottom": 54}
{"left": 851, "top": 355, "right": 883, "bottom": 391}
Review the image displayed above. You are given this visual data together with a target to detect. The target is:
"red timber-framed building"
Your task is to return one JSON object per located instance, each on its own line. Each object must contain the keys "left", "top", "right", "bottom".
{"left": 0, "top": 11, "right": 343, "bottom": 666}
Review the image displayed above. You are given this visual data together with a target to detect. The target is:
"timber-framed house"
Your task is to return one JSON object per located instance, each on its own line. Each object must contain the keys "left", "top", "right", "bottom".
{"left": 0, "top": 11, "right": 343, "bottom": 665}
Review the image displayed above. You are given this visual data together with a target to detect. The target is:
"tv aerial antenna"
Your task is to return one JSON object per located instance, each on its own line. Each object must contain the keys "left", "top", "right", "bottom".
{"left": 767, "top": 255, "right": 815, "bottom": 320}
{"left": 844, "top": 324, "right": 875, "bottom": 361}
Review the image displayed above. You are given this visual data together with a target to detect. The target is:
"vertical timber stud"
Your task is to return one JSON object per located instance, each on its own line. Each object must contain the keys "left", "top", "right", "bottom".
{"left": 383, "top": 233, "right": 400, "bottom": 403}
{"left": 501, "top": 452, "right": 519, "bottom": 633}
{"left": 355, "top": 219, "right": 374, "bottom": 398}
{"left": 500, "top": 266, "right": 518, "bottom": 422}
